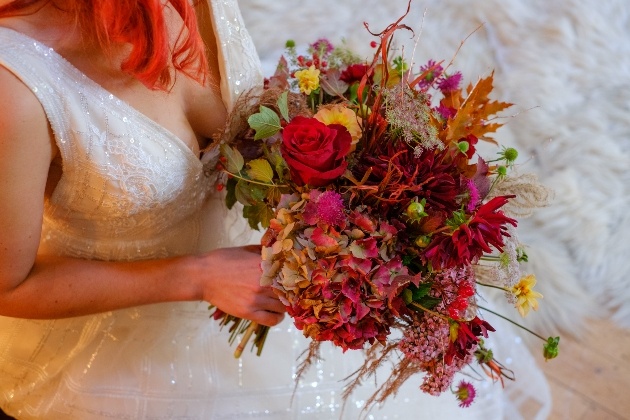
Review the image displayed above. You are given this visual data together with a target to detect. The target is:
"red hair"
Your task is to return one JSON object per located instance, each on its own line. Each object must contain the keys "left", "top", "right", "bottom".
{"left": 0, "top": 0, "right": 209, "bottom": 90}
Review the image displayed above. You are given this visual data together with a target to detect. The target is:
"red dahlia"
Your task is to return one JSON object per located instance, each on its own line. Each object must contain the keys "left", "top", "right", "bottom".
{"left": 424, "top": 196, "right": 517, "bottom": 270}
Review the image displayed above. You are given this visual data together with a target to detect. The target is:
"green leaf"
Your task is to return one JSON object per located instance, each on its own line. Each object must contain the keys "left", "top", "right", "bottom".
{"left": 347, "top": 83, "right": 359, "bottom": 103}
{"left": 243, "top": 203, "right": 275, "bottom": 230}
{"left": 267, "top": 146, "right": 287, "bottom": 181}
{"left": 220, "top": 144, "right": 244, "bottom": 173}
{"left": 247, "top": 159, "right": 274, "bottom": 183}
{"left": 402, "top": 288, "right": 413, "bottom": 305}
{"left": 418, "top": 296, "right": 441, "bottom": 310}
{"left": 248, "top": 106, "right": 282, "bottom": 140}
{"left": 235, "top": 179, "right": 267, "bottom": 206}
{"left": 411, "top": 282, "right": 433, "bottom": 301}
{"left": 277, "top": 91, "right": 290, "bottom": 122}
{"left": 225, "top": 177, "right": 238, "bottom": 209}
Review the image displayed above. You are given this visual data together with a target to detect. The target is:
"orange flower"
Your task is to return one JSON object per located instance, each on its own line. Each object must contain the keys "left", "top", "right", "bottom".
{"left": 315, "top": 104, "right": 362, "bottom": 146}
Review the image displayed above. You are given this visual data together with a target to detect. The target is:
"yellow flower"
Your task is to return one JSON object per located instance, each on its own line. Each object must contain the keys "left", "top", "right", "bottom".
{"left": 294, "top": 65, "right": 320, "bottom": 95}
{"left": 511, "top": 274, "right": 543, "bottom": 317}
{"left": 314, "top": 104, "right": 362, "bottom": 147}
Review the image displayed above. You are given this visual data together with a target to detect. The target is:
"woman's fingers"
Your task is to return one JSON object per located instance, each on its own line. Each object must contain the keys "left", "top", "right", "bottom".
{"left": 257, "top": 292, "right": 286, "bottom": 314}
{"left": 200, "top": 245, "right": 287, "bottom": 325}
{"left": 253, "top": 310, "right": 285, "bottom": 327}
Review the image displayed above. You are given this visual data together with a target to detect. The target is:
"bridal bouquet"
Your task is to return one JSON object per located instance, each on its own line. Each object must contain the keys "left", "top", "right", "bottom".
{"left": 210, "top": 7, "right": 558, "bottom": 409}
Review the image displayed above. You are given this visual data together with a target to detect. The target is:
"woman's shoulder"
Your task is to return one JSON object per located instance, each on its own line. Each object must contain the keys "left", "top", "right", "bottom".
{"left": 0, "top": 64, "right": 50, "bottom": 147}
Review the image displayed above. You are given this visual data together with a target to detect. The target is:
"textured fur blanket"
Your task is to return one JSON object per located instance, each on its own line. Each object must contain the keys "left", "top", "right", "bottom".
{"left": 240, "top": 0, "right": 630, "bottom": 337}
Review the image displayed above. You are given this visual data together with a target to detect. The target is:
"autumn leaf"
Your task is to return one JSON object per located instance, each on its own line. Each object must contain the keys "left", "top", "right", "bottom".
{"left": 320, "top": 69, "right": 349, "bottom": 97}
{"left": 266, "top": 186, "right": 283, "bottom": 207}
{"left": 247, "top": 159, "right": 274, "bottom": 183}
{"left": 444, "top": 72, "right": 512, "bottom": 145}
{"left": 220, "top": 144, "right": 244, "bottom": 173}
{"left": 243, "top": 202, "right": 275, "bottom": 229}
{"left": 267, "top": 55, "right": 290, "bottom": 90}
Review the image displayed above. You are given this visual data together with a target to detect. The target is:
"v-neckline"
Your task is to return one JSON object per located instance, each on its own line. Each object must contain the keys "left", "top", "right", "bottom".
{"left": 0, "top": 26, "right": 210, "bottom": 166}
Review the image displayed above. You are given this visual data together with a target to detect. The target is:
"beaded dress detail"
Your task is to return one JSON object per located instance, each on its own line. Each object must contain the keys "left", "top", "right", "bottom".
{"left": 0, "top": 1, "right": 551, "bottom": 419}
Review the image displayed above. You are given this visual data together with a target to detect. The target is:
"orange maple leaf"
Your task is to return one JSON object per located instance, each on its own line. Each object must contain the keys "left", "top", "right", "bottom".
{"left": 442, "top": 72, "right": 512, "bottom": 145}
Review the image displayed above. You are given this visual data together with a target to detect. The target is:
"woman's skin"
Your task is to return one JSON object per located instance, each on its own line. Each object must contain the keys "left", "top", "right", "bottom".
{"left": 0, "top": 0, "right": 285, "bottom": 325}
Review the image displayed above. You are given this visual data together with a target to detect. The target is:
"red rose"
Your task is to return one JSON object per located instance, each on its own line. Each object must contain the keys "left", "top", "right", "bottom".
{"left": 281, "top": 116, "right": 352, "bottom": 187}
{"left": 339, "top": 64, "right": 369, "bottom": 84}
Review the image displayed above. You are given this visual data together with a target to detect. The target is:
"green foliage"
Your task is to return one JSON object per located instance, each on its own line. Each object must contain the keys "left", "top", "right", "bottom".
{"left": 417, "top": 296, "right": 441, "bottom": 310}
{"left": 243, "top": 203, "right": 275, "bottom": 230}
{"left": 516, "top": 247, "right": 529, "bottom": 263}
{"left": 404, "top": 282, "right": 440, "bottom": 310}
{"left": 225, "top": 177, "right": 238, "bottom": 209}
{"left": 247, "top": 159, "right": 274, "bottom": 183}
{"left": 410, "top": 282, "right": 432, "bottom": 301}
{"left": 277, "top": 91, "right": 290, "bottom": 122}
{"left": 543, "top": 336, "right": 560, "bottom": 361}
{"left": 266, "top": 146, "right": 287, "bottom": 182}
{"left": 235, "top": 179, "right": 267, "bottom": 206}
{"left": 392, "top": 56, "right": 409, "bottom": 75}
{"left": 248, "top": 106, "right": 282, "bottom": 140}
{"left": 446, "top": 208, "right": 468, "bottom": 230}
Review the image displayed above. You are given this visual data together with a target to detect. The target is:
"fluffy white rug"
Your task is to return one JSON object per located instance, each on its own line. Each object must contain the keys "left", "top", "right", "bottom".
{"left": 239, "top": 0, "right": 630, "bottom": 337}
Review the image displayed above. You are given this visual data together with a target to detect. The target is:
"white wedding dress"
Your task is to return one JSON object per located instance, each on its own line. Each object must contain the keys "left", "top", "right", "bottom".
{"left": 0, "top": 1, "right": 551, "bottom": 419}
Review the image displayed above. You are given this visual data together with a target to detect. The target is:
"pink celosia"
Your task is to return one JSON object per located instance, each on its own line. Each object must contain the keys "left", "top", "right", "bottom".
{"left": 310, "top": 38, "right": 334, "bottom": 55}
{"left": 454, "top": 380, "right": 476, "bottom": 407}
{"left": 464, "top": 178, "right": 480, "bottom": 212}
{"left": 303, "top": 190, "right": 346, "bottom": 227}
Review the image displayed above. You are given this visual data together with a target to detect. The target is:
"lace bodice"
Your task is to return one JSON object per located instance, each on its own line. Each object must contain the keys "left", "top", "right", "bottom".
{"left": 0, "top": 1, "right": 263, "bottom": 262}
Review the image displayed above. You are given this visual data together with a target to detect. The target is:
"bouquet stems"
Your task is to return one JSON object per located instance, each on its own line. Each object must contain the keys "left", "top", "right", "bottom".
{"left": 234, "top": 322, "right": 258, "bottom": 358}
{"left": 210, "top": 307, "right": 270, "bottom": 358}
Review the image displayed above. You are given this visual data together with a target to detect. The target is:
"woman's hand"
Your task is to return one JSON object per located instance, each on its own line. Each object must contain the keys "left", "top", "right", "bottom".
{"left": 195, "top": 245, "right": 285, "bottom": 327}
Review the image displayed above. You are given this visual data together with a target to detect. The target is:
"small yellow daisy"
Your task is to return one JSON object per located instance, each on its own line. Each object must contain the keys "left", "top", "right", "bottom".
{"left": 511, "top": 274, "right": 543, "bottom": 317}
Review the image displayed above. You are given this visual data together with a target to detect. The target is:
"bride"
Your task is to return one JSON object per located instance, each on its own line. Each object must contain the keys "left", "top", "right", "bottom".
{"left": 0, "top": 0, "right": 550, "bottom": 418}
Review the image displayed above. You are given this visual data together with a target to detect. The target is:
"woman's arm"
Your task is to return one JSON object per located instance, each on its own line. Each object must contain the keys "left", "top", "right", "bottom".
{"left": 0, "top": 67, "right": 284, "bottom": 326}
{"left": 5, "top": 248, "right": 285, "bottom": 326}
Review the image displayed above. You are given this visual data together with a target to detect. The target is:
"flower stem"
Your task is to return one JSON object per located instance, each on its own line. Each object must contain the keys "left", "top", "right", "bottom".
{"left": 476, "top": 305, "right": 546, "bottom": 341}
{"left": 410, "top": 302, "right": 450, "bottom": 321}
{"left": 476, "top": 281, "right": 510, "bottom": 292}
{"left": 222, "top": 170, "right": 285, "bottom": 188}
{"left": 234, "top": 321, "right": 257, "bottom": 358}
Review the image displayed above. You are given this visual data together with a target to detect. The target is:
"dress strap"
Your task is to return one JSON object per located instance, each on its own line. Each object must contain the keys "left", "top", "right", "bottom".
{"left": 206, "top": 0, "right": 264, "bottom": 111}
{"left": 0, "top": 27, "right": 74, "bottom": 160}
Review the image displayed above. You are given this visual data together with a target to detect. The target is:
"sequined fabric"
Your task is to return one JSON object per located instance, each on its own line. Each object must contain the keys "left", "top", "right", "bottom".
{"left": 0, "top": 1, "right": 550, "bottom": 419}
